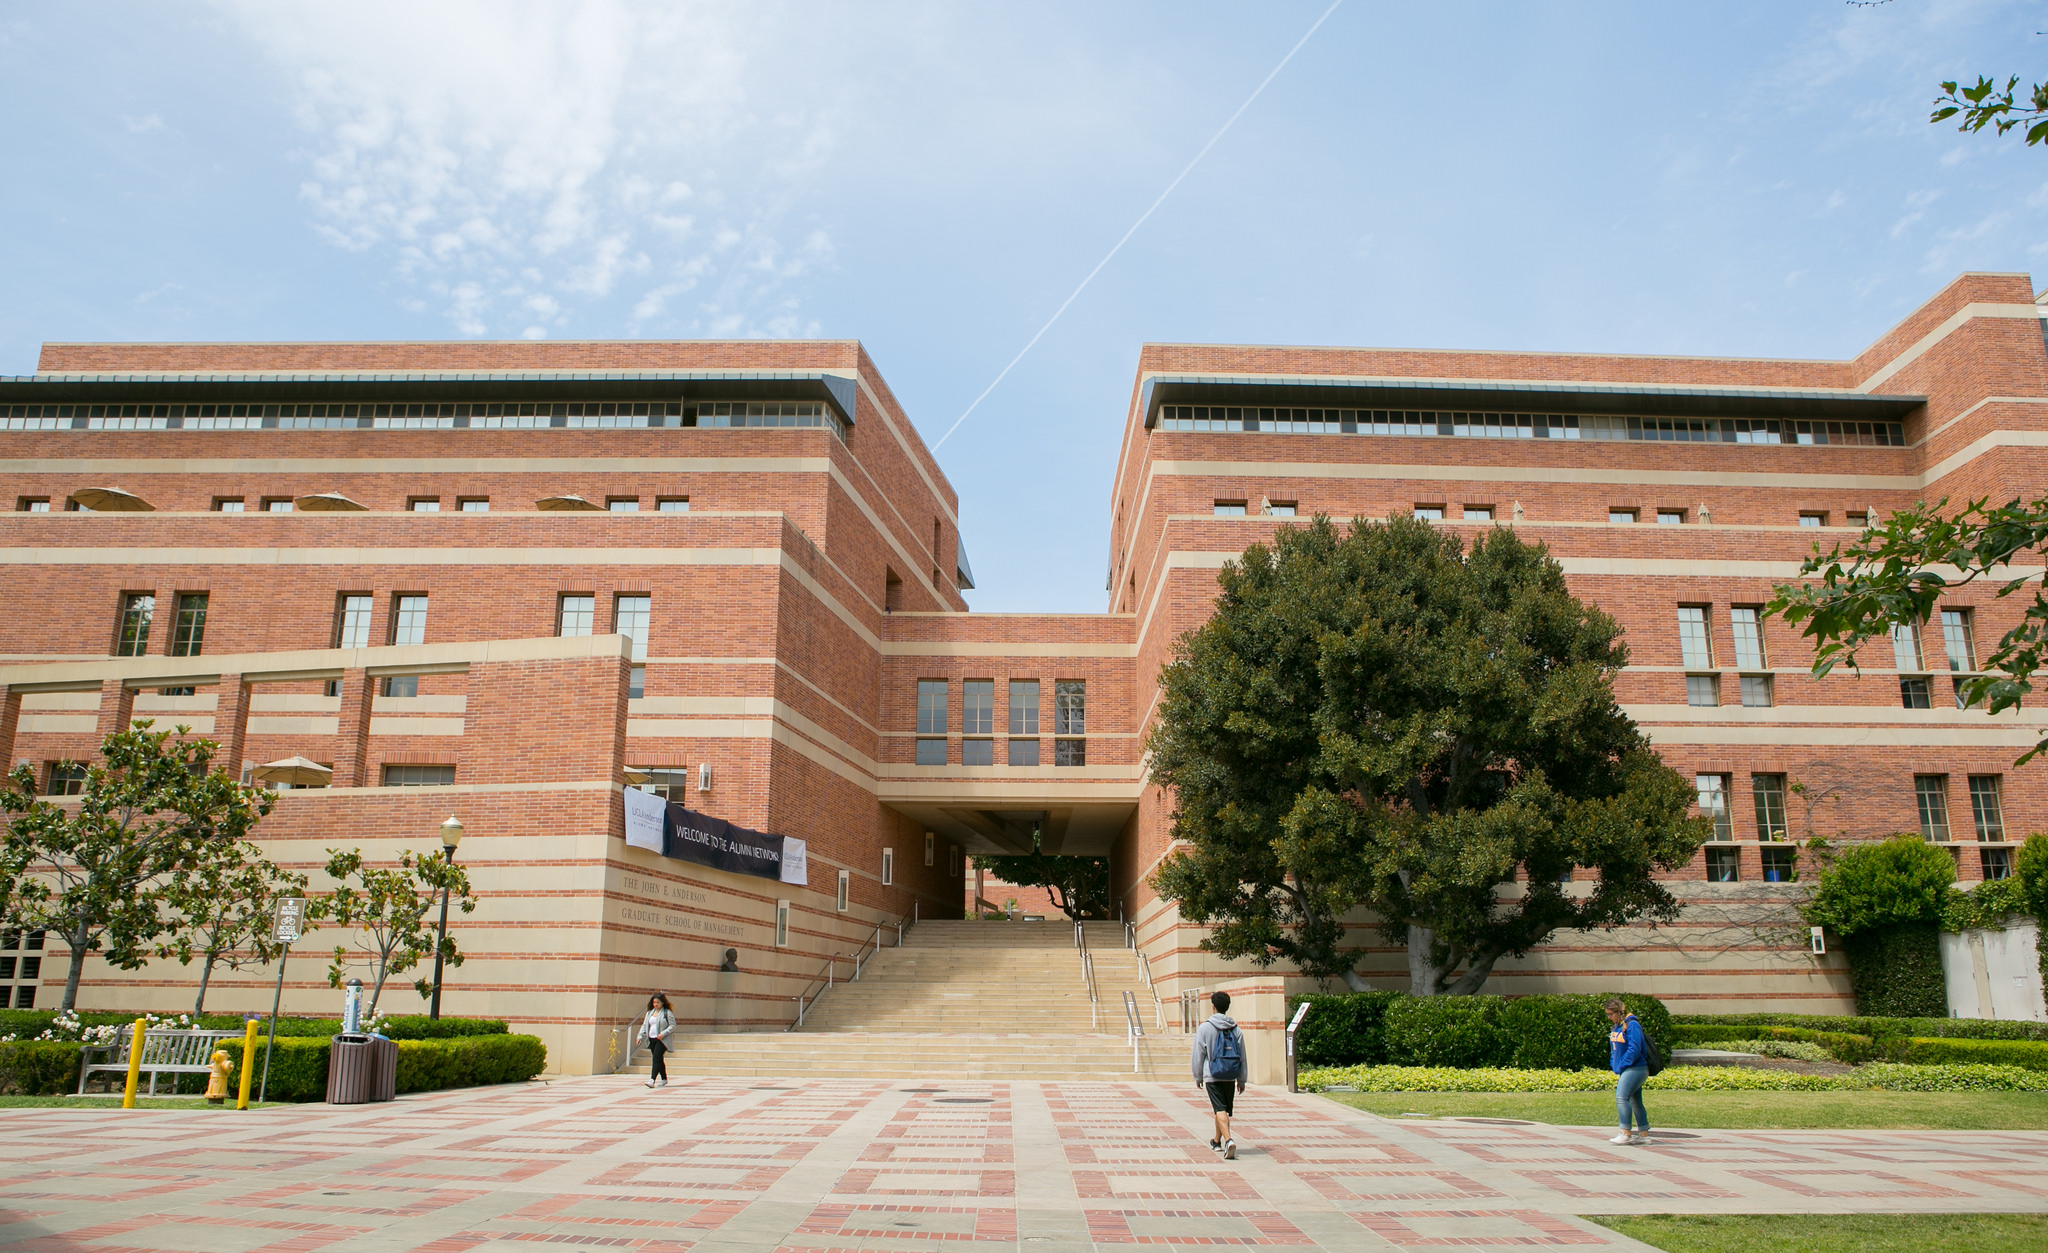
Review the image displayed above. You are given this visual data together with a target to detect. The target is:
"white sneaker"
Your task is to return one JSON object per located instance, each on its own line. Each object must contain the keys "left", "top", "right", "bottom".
{"left": 658, "top": 1079, "right": 668, "bottom": 1087}
{"left": 1223, "top": 1139, "right": 1237, "bottom": 1160}
{"left": 645, "top": 1080, "right": 657, "bottom": 1088}
{"left": 1608, "top": 1132, "right": 1632, "bottom": 1145}
{"left": 1629, "top": 1134, "right": 1652, "bottom": 1145}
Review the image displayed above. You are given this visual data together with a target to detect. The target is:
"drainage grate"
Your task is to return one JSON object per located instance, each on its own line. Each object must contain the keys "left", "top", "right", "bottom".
{"left": 936, "top": 1097, "right": 992, "bottom": 1104}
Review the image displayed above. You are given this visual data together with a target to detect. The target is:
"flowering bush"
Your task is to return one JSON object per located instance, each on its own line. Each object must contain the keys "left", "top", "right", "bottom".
{"left": 0, "top": 1010, "right": 195, "bottom": 1045}
{"left": 1298, "top": 1062, "right": 2048, "bottom": 1093}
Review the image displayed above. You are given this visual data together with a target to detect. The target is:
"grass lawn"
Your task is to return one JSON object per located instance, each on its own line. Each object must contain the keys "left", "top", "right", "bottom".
{"left": 1320, "top": 1089, "right": 2048, "bottom": 1130}
{"left": 1589, "top": 1214, "right": 2048, "bottom": 1253}
{"left": 0, "top": 1095, "right": 285, "bottom": 1110}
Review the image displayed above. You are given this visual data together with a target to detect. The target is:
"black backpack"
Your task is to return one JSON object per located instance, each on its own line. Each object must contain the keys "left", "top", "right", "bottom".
{"left": 1638, "top": 1018, "right": 1664, "bottom": 1077}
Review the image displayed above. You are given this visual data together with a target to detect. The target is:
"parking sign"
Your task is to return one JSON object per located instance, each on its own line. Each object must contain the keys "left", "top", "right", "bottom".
{"left": 273, "top": 896, "right": 307, "bottom": 944}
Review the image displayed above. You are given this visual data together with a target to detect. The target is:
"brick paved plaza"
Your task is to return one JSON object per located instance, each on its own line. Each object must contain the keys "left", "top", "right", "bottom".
{"left": 3, "top": 1079, "right": 2046, "bottom": 1253}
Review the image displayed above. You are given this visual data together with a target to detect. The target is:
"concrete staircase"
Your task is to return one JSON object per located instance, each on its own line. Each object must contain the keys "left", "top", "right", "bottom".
{"left": 652, "top": 920, "right": 1190, "bottom": 1080}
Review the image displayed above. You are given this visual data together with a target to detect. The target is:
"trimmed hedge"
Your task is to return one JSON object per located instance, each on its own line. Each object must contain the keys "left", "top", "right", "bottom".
{"left": 1673, "top": 1012, "right": 2048, "bottom": 1044}
{"left": 0, "top": 1010, "right": 507, "bottom": 1042}
{"left": 1299, "top": 1061, "right": 2048, "bottom": 1094}
{"left": 1844, "top": 923, "right": 1947, "bottom": 1018}
{"left": 1290, "top": 992, "right": 1672, "bottom": 1070}
{"left": 1668, "top": 1023, "right": 1879, "bottom": 1064}
{"left": 254, "top": 1033, "right": 549, "bottom": 1102}
{"left": 0, "top": 1041, "right": 85, "bottom": 1095}
{"left": 1893, "top": 1036, "right": 2048, "bottom": 1071}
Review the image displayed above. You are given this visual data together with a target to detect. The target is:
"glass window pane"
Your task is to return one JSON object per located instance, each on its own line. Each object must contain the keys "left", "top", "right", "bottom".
{"left": 917, "top": 680, "right": 948, "bottom": 734}
{"left": 1762, "top": 847, "right": 1797, "bottom": 881}
{"left": 1686, "top": 674, "right": 1720, "bottom": 707}
{"left": 558, "top": 595, "right": 595, "bottom": 637}
{"left": 1752, "top": 774, "right": 1787, "bottom": 840}
{"left": 1706, "top": 847, "right": 1740, "bottom": 882}
{"left": 1610, "top": 510, "right": 1636, "bottom": 524}
{"left": 1941, "top": 610, "right": 1975, "bottom": 672}
{"left": 1739, "top": 675, "right": 1774, "bottom": 707}
{"left": 171, "top": 593, "right": 208, "bottom": 657}
{"left": 1412, "top": 506, "right": 1443, "bottom": 521}
{"left": 1968, "top": 776, "right": 2004, "bottom": 842}
{"left": 915, "top": 738, "right": 947, "bottom": 766}
{"left": 391, "top": 595, "right": 429, "bottom": 647}
{"left": 1891, "top": 622, "right": 1923, "bottom": 672}
{"left": 1695, "top": 774, "right": 1731, "bottom": 840}
{"left": 1915, "top": 775, "right": 1950, "bottom": 841}
{"left": 1677, "top": 607, "right": 1713, "bottom": 670}
{"left": 1730, "top": 607, "right": 1766, "bottom": 670}
{"left": 1054, "top": 737, "right": 1087, "bottom": 766}
{"left": 1212, "top": 502, "right": 1246, "bottom": 516}
{"left": 1007, "top": 737, "right": 1040, "bottom": 766}
{"left": 1054, "top": 680, "right": 1086, "bottom": 735}
{"left": 1900, "top": 677, "right": 1932, "bottom": 708}
{"left": 613, "top": 595, "right": 650, "bottom": 661}
{"left": 962, "top": 680, "right": 994, "bottom": 735}
{"left": 1008, "top": 680, "right": 1039, "bottom": 734}
{"left": 116, "top": 593, "right": 154, "bottom": 657}
{"left": 961, "top": 738, "right": 994, "bottom": 766}
{"left": 335, "top": 595, "right": 373, "bottom": 649}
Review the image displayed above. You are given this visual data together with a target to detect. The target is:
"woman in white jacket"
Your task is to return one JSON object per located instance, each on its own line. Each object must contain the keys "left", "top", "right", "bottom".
{"left": 638, "top": 992, "right": 676, "bottom": 1088}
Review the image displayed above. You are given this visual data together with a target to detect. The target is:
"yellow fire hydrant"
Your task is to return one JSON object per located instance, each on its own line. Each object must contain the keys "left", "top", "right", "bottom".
{"left": 205, "top": 1048, "right": 235, "bottom": 1105}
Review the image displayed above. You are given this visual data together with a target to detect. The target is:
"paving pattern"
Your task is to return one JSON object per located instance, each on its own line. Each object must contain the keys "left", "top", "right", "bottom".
{"left": 3, "top": 1077, "right": 2046, "bottom": 1253}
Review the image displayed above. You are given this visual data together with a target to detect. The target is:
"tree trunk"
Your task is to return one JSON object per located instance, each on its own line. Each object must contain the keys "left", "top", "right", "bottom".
{"left": 1405, "top": 923, "right": 1447, "bottom": 995}
{"left": 193, "top": 954, "right": 216, "bottom": 1016}
{"left": 60, "top": 920, "right": 91, "bottom": 1012}
{"left": 1444, "top": 951, "right": 1500, "bottom": 996}
{"left": 1339, "top": 967, "right": 1375, "bottom": 992}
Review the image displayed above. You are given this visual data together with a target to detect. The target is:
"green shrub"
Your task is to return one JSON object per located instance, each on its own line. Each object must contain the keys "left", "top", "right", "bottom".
{"left": 1381, "top": 996, "right": 1506, "bottom": 1067}
{"left": 1891, "top": 1036, "right": 2048, "bottom": 1071}
{"left": 1297, "top": 1061, "right": 2048, "bottom": 1094}
{"left": 249, "top": 1032, "right": 545, "bottom": 1102}
{"left": 1494, "top": 993, "right": 1673, "bottom": 1070}
{"left": 0, "top": 1010, "right": 507, "bottom": 1042}
{"left": 1289, "top": 992, "right": 1397, "bottom": 1065}
{"left": 1844, "top": 923, "right": 1948, "bottom": 1017}
{"left": 0, "top": 1041, "right": 84, "bottom": 1094}
{"left": 1676, "top": 1025, "right": 1878, "bottom": 1064}
{"left": 1804, "top": 834, "right": 1955, "bottom": 936}
{"left": 1674, "top": 1012, "right": 2048, "bottom": 1043}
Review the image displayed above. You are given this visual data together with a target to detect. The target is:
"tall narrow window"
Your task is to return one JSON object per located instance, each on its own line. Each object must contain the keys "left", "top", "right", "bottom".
{"left": 916, "top": 679, "right": 948, "bottom": 765}
{"left": 614, "top": 595, "right": 650, "bottom": 698}
{"left": 1008, "top": 680, "right": 1040, "bottom": 734}
{"left": 391, "top": 595, "right": 429, "bottom": 646}
{"left": 1751, "top": 774, "right": 1788, "bottom": 841}
{"left": 1729, "top": 608, "right": 1766, "bottom": 670}
{"left": 1696, "top": 774, "right": 1732, "bottom": 841}
{"left": 1054, "top": 679, "right": 1086, "bottom": 766}
{"left": 1891, "top": 621, "right": 1924, "bottom": 672}
{"left": 558, "top": 594, "right": 595, "bottom": 637}
{"left": 1968, "top": 775, "right": 2005, "bottom": 842}
{"left": 334, "top": 595, "right": 373, "bottom": 649}
{"left": 170, "top": 594, "right": 208, "bottom": 657}
{"left": 962, "top": 680, "right": 994, "bottom": 735}
{"left": 115, "top": 593, "right": 154, "bottom": 657}
{"left": 1677, "top": 607, "right": 1714, "bottom": 669}
{"left": 1914, "top": 775, "right": 1950, "bottom": 842}
{"left": 1940, "top": 610, "right": 1975, "bottom": 672}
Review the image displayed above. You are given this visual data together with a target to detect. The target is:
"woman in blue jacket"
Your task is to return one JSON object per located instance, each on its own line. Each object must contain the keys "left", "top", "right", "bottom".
{"left": 1605, "top": 998, "right": 1650, "bottom": 1145}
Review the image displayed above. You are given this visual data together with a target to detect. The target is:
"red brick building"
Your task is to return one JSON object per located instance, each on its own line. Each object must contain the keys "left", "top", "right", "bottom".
{"left": 1, "top": 271, "right": 2041, "bottom": 1059}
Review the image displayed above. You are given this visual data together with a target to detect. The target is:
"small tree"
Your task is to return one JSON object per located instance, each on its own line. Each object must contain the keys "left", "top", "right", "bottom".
{"left": 1802, "top": 833, "right": 1957, "bottom": 1018}
{"left": 323, "top": 848, "right": 475, "bottom": 1016}
{"left": 159, "top": 838, "right": 309, "bottom": 1015}
{"left": 1149, "top": 516, "right": 1708, "bottom": 995}
{"left": 974, "top": 852, "right": 1109, "bottom": 921}
{"left": 1, "top": 723, "right": 273, "bottom": 1010}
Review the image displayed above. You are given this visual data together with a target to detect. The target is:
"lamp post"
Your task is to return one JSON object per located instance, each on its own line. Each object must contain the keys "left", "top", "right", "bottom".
{"left": 428, "top": 815, "right": 463, "bottom": 1020}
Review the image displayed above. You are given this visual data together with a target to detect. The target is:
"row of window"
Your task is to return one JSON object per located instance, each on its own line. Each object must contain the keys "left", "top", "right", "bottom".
{"left": 0, "top": 929, "right": 43, "bottom": 1008}
{"left": 19, "top": 494, "right": 692, "bottom": 513}
{"left": 1675, "top": 605, "right": 1983, "bottom": 710}
{"left": 914, "top": 679, "right": 1087, "bottom": 766}
{"left": 0, "top": 399, "right": 846, "bottom": 440}
{"left": 40, "top": 760, "right": 454, "bottom": 795}
{"left": 1158, "top": 406, "right": 1907, "bottom": 447}
{"left": 1694, "top": 772, "right": 2013, "bottom": 880}
{"left": 1210, "top": 500, "right": 1871, "bottom": 528}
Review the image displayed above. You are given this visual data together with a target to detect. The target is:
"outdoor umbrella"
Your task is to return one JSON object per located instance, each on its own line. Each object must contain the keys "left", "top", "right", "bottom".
{"left": 68, "top": 487, "right": 155, "bottom": 512}
{"left": 294, "top": 492, "right": 369, "bottom": 511}
{"left": 252, "top": 756, "right": 334, "bottom": 787}
{"left": 536, "top": 495, "right": 605, "bottom": 511}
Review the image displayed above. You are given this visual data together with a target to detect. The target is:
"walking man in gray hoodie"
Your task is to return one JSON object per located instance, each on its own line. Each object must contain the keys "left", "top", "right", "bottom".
{"left": 1190, "top": 990, "right": 1247, "bottom": 1159}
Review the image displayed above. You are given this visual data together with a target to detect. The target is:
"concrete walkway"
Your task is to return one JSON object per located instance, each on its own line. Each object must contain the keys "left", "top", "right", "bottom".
{"left": 2, "top": 1077, "right": 2045, "bottom": 1252}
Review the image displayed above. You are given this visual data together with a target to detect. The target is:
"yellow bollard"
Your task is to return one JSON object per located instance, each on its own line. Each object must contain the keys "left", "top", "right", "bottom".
{"left": 236, "top": 1019, "right": 259, "bottom": 1110}
{"left": 121, "top": 1018, "right": 145, "bottom": 1109}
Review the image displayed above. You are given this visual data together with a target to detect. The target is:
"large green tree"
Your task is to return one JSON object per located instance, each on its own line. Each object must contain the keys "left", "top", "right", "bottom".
{"left": 0, "top": 723, "right": 274, "bottom": 1010}
{"left": 974, "top": 851, "right": 1109, "bottom": 921}
{"left": 1148, "top": 515, "right": 1708, "bottom": 996}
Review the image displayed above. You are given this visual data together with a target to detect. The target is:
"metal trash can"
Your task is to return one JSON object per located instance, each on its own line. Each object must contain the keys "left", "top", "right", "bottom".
{"left": 327, "top": 1033, "right": 398, "bottom": 1104}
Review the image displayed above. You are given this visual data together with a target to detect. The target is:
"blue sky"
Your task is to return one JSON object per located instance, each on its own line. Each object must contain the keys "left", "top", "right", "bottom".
{"left": 1, "top": 1, "right": 2042, "bottom": 613}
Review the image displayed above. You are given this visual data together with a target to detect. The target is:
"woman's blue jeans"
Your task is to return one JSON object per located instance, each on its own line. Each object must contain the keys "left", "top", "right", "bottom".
{"left": 1614, "top": 1065, "right": 1650, "bottom": 1132}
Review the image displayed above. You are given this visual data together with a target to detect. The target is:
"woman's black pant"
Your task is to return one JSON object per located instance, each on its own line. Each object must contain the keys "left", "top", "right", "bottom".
{"left": 648, "top": 1039, "right": 668, "bottom": 1081}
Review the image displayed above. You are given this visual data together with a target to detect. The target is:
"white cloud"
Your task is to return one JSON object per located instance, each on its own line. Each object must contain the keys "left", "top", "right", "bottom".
{"left": 123, "top": 113, "right": 168, "bottom": 135}
{"left": 217, "top": 0, "right": 844, "bottom": 338}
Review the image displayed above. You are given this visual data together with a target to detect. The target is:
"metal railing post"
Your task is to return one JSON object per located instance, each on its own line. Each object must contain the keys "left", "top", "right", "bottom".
{"left": 1286, "top": 1001, "right": 1312, "bottom": 1093}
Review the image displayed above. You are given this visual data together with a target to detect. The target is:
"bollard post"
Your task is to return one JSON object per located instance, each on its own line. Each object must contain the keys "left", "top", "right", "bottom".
{"left": 236, "top": 1019, "right": 260, "bottom": 1109}
{"left": 121, "top": 1018, "right": 146, "bottom": 1109}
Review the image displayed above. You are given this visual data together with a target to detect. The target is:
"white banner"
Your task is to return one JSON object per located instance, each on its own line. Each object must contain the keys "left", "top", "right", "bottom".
{"left": 779, "top": 837, "right": 809, "bottom": 886}
{"left": 623, "top": 785, "right": 667, "bottom": 853}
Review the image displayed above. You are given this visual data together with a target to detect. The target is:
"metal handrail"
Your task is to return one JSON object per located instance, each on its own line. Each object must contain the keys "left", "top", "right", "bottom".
{"left": 787, "top": 905, "right": 917, "bottom": 1031}
{"left": 1122, "top": 989, "right": 1144, "bottom": 1072}
{"left": 788, "top": 952, "right": 842, "bottom": 1031}
{"left": 1135, "top": 948, "right": 1166, "bottom": 1030}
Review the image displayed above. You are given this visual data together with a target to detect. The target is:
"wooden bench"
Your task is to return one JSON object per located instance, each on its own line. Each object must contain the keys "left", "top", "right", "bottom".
{"left": 78, "top": 1027, "right": 247, "bottom": 1096}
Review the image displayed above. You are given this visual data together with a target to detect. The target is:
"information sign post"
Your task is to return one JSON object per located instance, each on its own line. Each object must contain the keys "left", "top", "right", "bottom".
{"left": 260, "top": 896, "right": 306, "bottom": 1104}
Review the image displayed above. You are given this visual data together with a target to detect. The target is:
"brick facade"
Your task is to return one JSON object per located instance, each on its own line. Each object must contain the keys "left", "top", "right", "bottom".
{"left": 2, "top": 272, "right": 2043, "bottom": 1056}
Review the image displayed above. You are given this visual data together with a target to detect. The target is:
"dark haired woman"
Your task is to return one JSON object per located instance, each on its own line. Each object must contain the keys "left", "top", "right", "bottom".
{"left": 638, "top": 992, "right": 676, "bottom": 1088}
